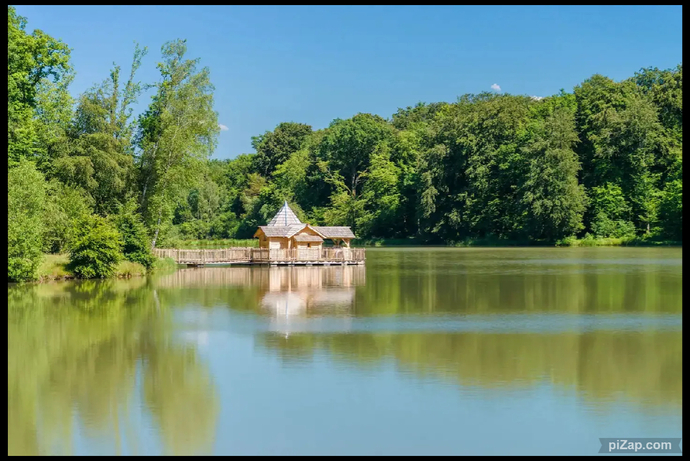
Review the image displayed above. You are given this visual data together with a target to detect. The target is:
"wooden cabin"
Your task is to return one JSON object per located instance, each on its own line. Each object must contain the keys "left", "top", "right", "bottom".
{"left": 253, "top": 201, "right": 356, "bottom": 250}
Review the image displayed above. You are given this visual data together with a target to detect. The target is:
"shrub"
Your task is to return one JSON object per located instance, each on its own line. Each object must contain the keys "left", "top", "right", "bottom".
{"left": 111, "top": 199, "right": 155, "bottom": 269}
{"left": 590, "top": 212, "right": 637, "bottom": 238}
{"left": 68, "top": 215, "right": 123, "bottom": 278}
{"left": 8, "top": 159, "right": 46, "bottom": 282}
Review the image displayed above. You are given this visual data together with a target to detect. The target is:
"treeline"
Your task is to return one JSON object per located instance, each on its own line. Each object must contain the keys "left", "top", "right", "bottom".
{"left": 195, "top": 71, "right": 682, "bottom": 246}
{"left": 7, "top": 6, "right": 682, "bottom": 282}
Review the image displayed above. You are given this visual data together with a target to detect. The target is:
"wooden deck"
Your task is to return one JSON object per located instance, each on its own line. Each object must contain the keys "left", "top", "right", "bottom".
{"left": 153, "top": 247, "right": 366, "bottom": 266}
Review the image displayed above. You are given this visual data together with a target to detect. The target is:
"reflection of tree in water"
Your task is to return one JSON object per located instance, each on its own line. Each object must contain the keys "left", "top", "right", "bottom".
{"left": 152, "top": 262, "right": 682, "bottom": 411}
{"left": 8, "top": 280, "right": 219, "bottom": 456}
{"left": 142, "top": 338, "right": 219, "bottom": 455}
{"left": 257, "top": 331, "right": 682, "bottom": 411}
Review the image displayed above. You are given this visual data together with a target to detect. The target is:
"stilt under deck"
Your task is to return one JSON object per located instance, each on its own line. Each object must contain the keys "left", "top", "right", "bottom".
{"left": 153, "top": 247, "right": 366, "bottom": 267}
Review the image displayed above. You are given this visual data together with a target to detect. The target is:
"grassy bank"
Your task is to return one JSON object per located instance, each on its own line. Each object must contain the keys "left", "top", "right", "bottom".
{"left": 355, "top": 236, "right": 681, "bottom": 248}
{"left": 36, "top": 254, "right": 179, "bottom": 282}
{"left": 556, "top": 235, "right": 681, "bottom": 247}
{"left": 353, "top": 238, "right": 429, "bottom": 247}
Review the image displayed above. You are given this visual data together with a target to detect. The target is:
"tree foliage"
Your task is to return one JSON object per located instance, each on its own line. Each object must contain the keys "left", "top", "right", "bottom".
{"left": 136, "top": 39, "right": 219, "bottom": 247}
{"left": 8, "top": 159, "right": 46, "bottom": 282}
{"left": 111, "top": 199, "right": 156, "bottom": 268}
{"left": 68, "top": 215, "right": 123, "bottom": 279}
{"left": 8, "top": 6, "right": 72, "bottom": 165}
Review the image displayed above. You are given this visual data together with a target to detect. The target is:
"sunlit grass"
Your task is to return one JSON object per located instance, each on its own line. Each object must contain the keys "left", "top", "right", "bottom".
{"left": 556, "top": 235, "right": 681, "bottom": 247}
{"left": 37, "top": 254, "right": 148, "bottom": 281}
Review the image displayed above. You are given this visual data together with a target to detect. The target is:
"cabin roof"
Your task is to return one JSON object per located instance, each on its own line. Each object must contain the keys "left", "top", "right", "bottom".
{"left": 258, "top": 224, "right": 305, "bottom": 238}
{"left": 293, "top": 234, "right": 324, "bottom": 243}
{"left": 267, "top": 201, "right": 302, "bottom": 227}
{"left": 312, "top": 226, "right": 356, "bottom": 239}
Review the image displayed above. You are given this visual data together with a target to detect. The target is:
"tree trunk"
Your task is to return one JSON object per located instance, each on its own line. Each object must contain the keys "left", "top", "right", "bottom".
{"left": 151, "top": 210, "right": 162, "bottom": 249}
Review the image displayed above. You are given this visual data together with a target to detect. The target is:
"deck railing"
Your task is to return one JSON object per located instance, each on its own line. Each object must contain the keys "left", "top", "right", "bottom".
{"left": 153, "top": 247, "right": 366, "bottom": 264}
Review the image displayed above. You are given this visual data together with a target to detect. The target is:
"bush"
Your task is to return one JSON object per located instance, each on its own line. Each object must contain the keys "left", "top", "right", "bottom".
{"left": 590, "top": 212, "right": 637, "bottom": 238}
{"left": 111, "top": 199, "right": 156, "bottom": 269}
{"left": 8, "top": 159, "right": 46, "bottom": 282}
{"left": 68, "top": 215, "right": 123, "bottom": 279}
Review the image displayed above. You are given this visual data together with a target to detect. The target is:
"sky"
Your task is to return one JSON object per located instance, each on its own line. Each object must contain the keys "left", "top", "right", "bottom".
{"left": 15, "top": 5, "right": 683, "bottom": 160}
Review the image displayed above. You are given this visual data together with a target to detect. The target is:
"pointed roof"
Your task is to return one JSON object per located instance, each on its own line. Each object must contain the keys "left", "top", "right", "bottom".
{"left": 267, "top": 201, "right": 302, "bottom": 227}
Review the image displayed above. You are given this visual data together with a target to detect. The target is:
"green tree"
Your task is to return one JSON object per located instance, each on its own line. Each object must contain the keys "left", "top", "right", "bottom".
{"left": 54, "top": 44, "right": 147, "bottom": 215}
{"left": 318, "top": 113, "right": 395, "bottom": 231}
{"left": 658, "top": 179, "right": 682, "bottom": 241}
{"left": 136, "top": 39, "right": 219, "bottom": 247}
{"left": 521, "top": 100, "right": 586, "bottom": 240}
{"left": 111, "top": 199, "right": 155, "bottom": 269}
{"left": 8, "top": 6, "right": 72, "bottom": 165}
{"left": 8, "top": 159, "right": 46, "bottom": 282}
{"left": 251, "top": 122, "right": 312, "bottom": 177}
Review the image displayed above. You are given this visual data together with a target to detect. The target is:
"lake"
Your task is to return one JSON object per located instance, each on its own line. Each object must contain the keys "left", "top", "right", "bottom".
{"left": 7, "top": 247, "right": 682, "bottom": 455}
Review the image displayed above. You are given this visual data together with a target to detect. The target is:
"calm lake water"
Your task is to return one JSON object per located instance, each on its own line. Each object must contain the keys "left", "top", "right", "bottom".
{"left": 8, "top": 248, "right": 682, "bottom": 455}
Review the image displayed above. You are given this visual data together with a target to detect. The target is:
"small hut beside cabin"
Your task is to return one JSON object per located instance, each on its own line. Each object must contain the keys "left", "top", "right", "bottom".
{"left": 253, "top": 201, "right": 356, "bottom": 250}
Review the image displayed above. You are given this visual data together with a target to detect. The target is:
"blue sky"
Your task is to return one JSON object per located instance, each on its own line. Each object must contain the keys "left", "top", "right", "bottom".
{"left": 15, "top": 5, "right": 682, "bottom": 160}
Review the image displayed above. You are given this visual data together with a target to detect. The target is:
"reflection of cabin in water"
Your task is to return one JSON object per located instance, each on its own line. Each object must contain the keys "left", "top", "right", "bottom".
{"left": 155, "top": 265, "right": 366, "bottom": 291}
{"left": 253, "top": 201, "right": 356, "bottom": 250}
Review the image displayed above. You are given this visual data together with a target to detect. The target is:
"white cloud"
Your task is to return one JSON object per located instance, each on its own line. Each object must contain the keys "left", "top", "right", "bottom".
{"left": 490, "top": 83, "right": 501, "bottom": 92}
{"left": 218, "top": 123, "right": 229, "bottom": 131}
{"left": 530, "top": 96, "right": 544, "bottom": 101}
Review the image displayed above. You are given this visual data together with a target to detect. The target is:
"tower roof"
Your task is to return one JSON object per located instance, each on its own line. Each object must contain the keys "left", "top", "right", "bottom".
{"left": 267, "top": 201, "right": 302, "bottom": 227}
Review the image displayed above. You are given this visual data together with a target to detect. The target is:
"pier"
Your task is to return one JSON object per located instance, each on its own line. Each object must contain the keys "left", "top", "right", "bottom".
{"left": 153, "top": 247, "right": 366, "bottom": 266}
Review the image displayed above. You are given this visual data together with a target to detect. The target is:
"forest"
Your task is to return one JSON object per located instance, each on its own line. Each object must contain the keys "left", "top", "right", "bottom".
{"left": 8, "top": 6, "right": 683, "bottom": 282}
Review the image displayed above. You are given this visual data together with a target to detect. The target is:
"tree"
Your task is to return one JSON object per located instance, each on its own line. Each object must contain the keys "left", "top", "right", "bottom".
{"left": 136, "top": 39, "right": 219, "bottom": 247}
{"left": 354, "top": 143, "right": 402, "bottom": 237}
{"left": 8, "top": 159, "right": 46, "bottom": 282}
{"left": 251, "top": 122, "right": 312, "bottom": 177}
{"left": 658, "top": 179, "right": 682, "bottom": 241}
{"left": 54, "top": 44, "right": 148, "bottom": 215}
{"left": 318, "top": 113, "right": 395, "bottom": 231}
{"left": 111, "top": 199, "right": 155, "bottom": 269}
{"left": 521, "top": 100, "right": 587, "bottom": 241}
{"left": 8, "top": 6, "right": 72, "bottom": 165}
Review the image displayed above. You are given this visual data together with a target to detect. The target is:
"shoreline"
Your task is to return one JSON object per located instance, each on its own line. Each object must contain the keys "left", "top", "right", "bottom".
{"left": 353, "top": 238, "right": 682, "bottom": 248}
{"left": 17, "top": 255, "right": 180, "bottom": 285}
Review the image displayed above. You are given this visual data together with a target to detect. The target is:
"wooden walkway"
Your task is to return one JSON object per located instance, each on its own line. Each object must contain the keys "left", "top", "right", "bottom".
{"left": 153, "top": 247, "right": 366, "bottom": 266}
